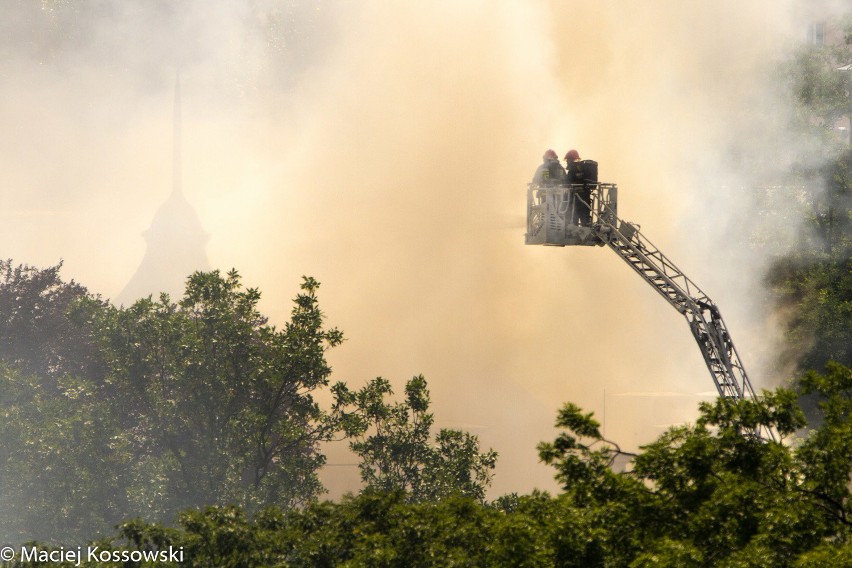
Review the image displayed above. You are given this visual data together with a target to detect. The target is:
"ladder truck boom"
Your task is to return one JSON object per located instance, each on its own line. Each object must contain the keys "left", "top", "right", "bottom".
{"left": 606, "top": 215, "right": 756, "bottom": 401}
{"left": 525, "top": 169, "right": 770, "bottom": 438}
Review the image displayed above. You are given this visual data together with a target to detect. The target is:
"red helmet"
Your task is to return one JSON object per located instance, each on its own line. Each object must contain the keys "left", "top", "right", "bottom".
{"left": 543, "top": 149, "right": 558, "bottom": 160}
{"left": 565, "top": 149, "right": 580, "bottom": 162}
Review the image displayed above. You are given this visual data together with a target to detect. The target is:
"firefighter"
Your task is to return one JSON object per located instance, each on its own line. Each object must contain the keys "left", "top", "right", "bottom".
{"left": 565, "top": 149, "right": 591, "bottom": 226}
{"left": 532, "top": 149, "right": 566, "bottom": 187}
{"left": 564, "top": 149, "right": 582, "bottom": 182}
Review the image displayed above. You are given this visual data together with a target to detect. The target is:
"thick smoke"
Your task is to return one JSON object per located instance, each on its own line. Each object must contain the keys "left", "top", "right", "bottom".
{"left": 1, "top": 1, "right": 809, "bottom": 497}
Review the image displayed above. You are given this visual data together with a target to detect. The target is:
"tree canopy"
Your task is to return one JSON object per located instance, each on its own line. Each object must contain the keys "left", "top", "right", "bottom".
{"left": 766, "top": 15, "right": 852, "bottom": 373}
{"left": 12, "top": 363, "right": 847, "bottom": 567}
{"left": 332, "top": 375, "right": 497, "bottom": 503}
{"left": 0, "top": 264, "right": 344, "bottom": 543}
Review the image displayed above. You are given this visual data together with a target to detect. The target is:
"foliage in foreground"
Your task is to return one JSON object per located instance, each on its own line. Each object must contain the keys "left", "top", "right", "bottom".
{"left": 15, "top": 362, "right": 849, "bottom": 567}
{"left": 0, "top": 262, "right": 344, "bottom": 543}
{"left": 0, "top": 261, "right": 498, "bottom": 546}
{"left": 332, "top": 375, "right": 498, "bottom": 503}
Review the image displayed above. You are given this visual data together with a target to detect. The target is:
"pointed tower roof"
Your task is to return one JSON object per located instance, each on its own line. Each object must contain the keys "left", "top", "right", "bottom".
{"left": 117, "top": 73, "right": 210, "bottom": 306}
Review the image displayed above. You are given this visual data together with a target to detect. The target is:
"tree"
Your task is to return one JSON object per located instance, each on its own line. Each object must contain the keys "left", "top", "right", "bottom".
{"left": 785, "top": 18, "right": 852, "bottom": 148}
{"left": 84, "top": 491, "right": 603, "bottom": 568}
{"left": 0, "top": 264, "right": 344, "bottom": 544}
{"left": 0, "top": 261, "right": 122, "bottom": 543}
{"left": 536, "top": 370, "right": 852, "bottom": 567}
{"left": 767, "top": 254, "right": 852, "bottom": 372}
{"left": 0, "top": 364, "right": 132, "bottom": 544}
{"left": 81, "top": 270, "right": 344, "bottom": 519}
{"left": 766, "top": 15, "right": 852, "bottom": 372}
{"left": 795, "top": 361, "right": 852, "bottom": 530}
{"left": 332, "top": 375, "right": 497, "bottom": 503}
{"left": 537, "top": 402, "right": 636, "bottom": 502}
{"left": 0, "top": 259, "right": 108, "bottom": 388}
{"left": 11, "top": 367, "right": 850, "bottom": 566}
{"left": 631, "top": 390, "right": 814, "bottom": 566}
{"left": 537, "top": 403, "right": 654, "bottom": 566}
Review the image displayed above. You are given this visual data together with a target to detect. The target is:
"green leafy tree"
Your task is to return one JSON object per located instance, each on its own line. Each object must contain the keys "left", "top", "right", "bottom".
{"left": 537, "top": 403, "right": 654, "bottom": 566}
{"left": 767, "top": 255, "right": 852, "bottom": 371}
{"left": 537, "top": 402, "right": 636, "bottom": 502}
{"left": 767, "top": 16, "right": 852, "bottom": 372}
{"left": 0, "top": 262, "right": 121, "bottom": 543}
{"left": 81, "top": 270, "right": 343, "bottom": 519}
{"left": 71, "top": 491, "right": 601, "bottom": 568}
{"left": 537, "top": 370, "right": 852, "bottom": 567}
{"left": 0, "top": 260, "right": 108, "bottom": 388}
{"left": 785, "top": 17, "right": 852, "bottom": 147}
{"left": 332, "top": 375, "right": 497, "bottom": 503}
{"left": 0, "top": 264, "right": 344, "bottom": 544}
{"left": 631, "top": 390, "right": 812, "bottom": 566}
{"left": 0, "top": 365, "right": 131, "bottom": 544}
{"left": 795, "top": 361, "right": 852, "bottom": 530}
{"left": 14, "top": 366, "right": 850, "bottom": 566}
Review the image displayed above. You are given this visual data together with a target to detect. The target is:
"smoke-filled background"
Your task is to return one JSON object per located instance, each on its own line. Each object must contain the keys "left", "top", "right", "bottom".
{"left": 0, "top": 0, "right": 839, "bottom": 497}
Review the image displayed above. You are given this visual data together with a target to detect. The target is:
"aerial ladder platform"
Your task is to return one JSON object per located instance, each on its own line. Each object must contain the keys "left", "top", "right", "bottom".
{"left": 526, "top": 162, "right": 771, "bottom": 439}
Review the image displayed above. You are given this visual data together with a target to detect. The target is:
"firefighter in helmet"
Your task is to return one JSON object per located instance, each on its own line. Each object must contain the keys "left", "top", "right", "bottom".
{"left": 532, "top": 149, "right": 566, "bottom": 187}
{"left": 564, "top": 149, "right": 581, "bottom": 182}
{"left": 565, "top": 149, "right": 591, "bottom": 226}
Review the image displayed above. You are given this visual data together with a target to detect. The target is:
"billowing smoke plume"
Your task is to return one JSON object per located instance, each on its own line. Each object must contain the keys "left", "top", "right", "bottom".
{"left": 1, "top": 1, "right": 815, "bottom": 496}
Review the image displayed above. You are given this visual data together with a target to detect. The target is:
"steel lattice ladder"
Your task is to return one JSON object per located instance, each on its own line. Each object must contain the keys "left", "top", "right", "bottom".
{"left": 587, "top": 187, "right": 773, "bottom": 440}
{"left": 605, "top": 219, "right": 756, "bottom": 401}
{"left": 526, "top": 182, "right": 775, "bottom": 440}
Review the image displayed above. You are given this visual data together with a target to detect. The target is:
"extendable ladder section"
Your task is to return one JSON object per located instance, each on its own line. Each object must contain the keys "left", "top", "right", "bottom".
{"left": 605, "top": 219, "right": 757, "bottom": 402}
{"left": 527, "top": 182, "right": 775, "bottom": 440}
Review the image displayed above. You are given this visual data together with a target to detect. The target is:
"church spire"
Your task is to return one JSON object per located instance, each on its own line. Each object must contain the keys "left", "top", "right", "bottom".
{"left": 116, "top": 72, "right": 209, "bottom": 306}
{"left": 173, "top": 70, "right": 183, "bottom": 197}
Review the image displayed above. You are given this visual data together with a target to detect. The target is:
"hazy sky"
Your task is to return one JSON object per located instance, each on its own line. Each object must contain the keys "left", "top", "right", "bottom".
{"left": 1, "top": 0, "right": 831, "bottom": 496}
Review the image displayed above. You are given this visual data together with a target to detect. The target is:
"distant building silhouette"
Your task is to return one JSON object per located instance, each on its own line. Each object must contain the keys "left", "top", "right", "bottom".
{"left": 117, "top": 74, "right": 209, "bottom": 306}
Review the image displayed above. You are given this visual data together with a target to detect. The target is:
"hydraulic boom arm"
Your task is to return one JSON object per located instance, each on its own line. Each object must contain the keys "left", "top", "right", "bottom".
{"left": 605, "top": 216, "right": 757, "bottom": 401}
{"left": 526, "top": 183, "right": 769, "bottom": 436}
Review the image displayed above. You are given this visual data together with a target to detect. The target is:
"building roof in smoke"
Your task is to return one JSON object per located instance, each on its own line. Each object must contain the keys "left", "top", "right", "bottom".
{"left": 142, "top": 189, "right": 208, "bottom": 246}
{"left": 116, "top": 189, "right": 209, "bottom": 306}
{"left": 116, "top": 73, "right": 208, "bottom": 307}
